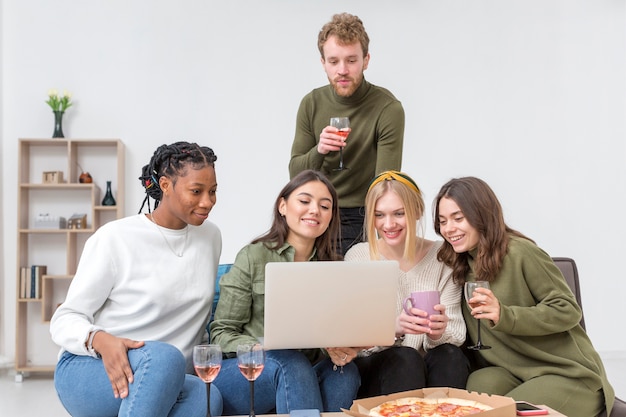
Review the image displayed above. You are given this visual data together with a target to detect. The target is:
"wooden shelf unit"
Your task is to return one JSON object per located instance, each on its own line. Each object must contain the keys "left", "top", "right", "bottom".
{"left": 15, "top": 138, "right": 125, "bottom": 378}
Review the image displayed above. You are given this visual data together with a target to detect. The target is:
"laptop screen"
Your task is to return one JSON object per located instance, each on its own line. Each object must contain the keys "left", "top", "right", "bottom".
{"left": 263, "top": 260, "right": 399, "bottom": 350}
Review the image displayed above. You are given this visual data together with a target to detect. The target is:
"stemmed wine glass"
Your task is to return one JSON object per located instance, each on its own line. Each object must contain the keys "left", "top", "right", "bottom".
{"left": 237, "top": 343, "right": 265, "bottom": 417}
{"left": 464, "top": 281, "right": 492, "bottom": 350}
{"left": 330, "top": 117, "right": 350, "bottom": 171}
{"left": 193, "top": 344, "right": 222, "bottom": 417}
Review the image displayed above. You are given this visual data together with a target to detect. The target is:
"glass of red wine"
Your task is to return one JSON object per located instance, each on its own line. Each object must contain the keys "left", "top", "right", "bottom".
{"left": 464, "top": 281, "right": 492, "bottom": 350}
{"left": 193, "top": 344, "right": 222, "bottom": 417}
{"left": 330, "top": 117, "right": 350, "bottom": 171}
{"left": 237, "top": 343, "right": 265, "bottom": 417}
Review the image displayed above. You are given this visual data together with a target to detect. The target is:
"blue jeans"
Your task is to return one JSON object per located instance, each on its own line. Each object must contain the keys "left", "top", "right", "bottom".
{"left": 54, "top": 341, "right": 223, "bottom": 417}
{"left": 212, "top": 350, "right": 360, "bottom": 415}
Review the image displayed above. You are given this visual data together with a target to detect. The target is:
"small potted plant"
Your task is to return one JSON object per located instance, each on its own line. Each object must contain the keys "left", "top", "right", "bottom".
{"left": 46, "top": 89, "right": 73, "bottom": 138}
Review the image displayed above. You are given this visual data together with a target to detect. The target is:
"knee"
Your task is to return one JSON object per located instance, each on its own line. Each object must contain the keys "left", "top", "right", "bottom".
{"left": 390, "top": 346, "right": 423, "bottom": 363}
{"left": 467, "top": 366, "right": 517, "bottom": 395}
{"left": 135, "top": 341, "right": 186, "bottom": 376}
{"left": 267, "top": 350, "right": 316, "bottom": 372}
{"left": 186, "top": 374, "right": 224, "bottom": 416}
{"left": 210, "top": 384, "right": 224, "bottom": 416}
{"left": 383, "top": 347, "right": 425, "bottom": 373}
{"left": 341, "top": 362, "right": 361, "bottom": 383}
{"left": 426, "top": 344, "right": 468, "bottom": 366}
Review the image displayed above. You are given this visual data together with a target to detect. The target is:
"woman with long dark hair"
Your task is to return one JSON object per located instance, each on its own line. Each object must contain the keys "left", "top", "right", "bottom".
{"left": 434, "top": 176, "right": 614, "bottom": 417}
{"left": 210, "top": 170, "right": 360, "bottom": 414}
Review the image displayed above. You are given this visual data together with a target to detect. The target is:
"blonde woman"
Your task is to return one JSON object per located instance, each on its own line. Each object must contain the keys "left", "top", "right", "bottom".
{"left": 345, "top": 171, "right": 468, "bottom": 397}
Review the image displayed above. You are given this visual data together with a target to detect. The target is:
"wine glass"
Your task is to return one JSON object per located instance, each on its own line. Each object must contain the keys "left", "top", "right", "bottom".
{"left": 330, "top": 117, "right": 350, "bottom": 171}
{"left": 193, "top": 344, "right": 222, "bottom": 417}
{"left": 464, "top": 281, "right": 492, "bottom": 350}
{"left": 237, "top": 343, "right": 265, "bottom": 417}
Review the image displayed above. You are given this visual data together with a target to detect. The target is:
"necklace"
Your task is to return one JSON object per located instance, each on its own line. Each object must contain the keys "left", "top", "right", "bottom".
{"left": 149, "top": 213, "right": 188, "bottom": 257}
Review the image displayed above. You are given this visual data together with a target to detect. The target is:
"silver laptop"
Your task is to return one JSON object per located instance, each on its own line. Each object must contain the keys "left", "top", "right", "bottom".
{"left": 263, "top": 260, "right": 399, "bottom": 350}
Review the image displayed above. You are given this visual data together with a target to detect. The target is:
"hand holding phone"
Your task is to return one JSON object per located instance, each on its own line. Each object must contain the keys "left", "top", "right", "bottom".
{"left": 516, "top": 401, "right": 549, "bottom": 416}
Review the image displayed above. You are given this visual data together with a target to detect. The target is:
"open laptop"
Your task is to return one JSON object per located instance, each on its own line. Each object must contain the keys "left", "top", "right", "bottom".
{"left": 263, "top": 260, "right": 399, "bottom": 350}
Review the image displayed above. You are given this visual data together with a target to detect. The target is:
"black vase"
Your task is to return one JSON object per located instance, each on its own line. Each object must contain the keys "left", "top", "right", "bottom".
{"left": 102, "top": 181, "right": 116, "bottom": 206}
{"left": 52, "top": 110, "right": 64, "bottom": 138}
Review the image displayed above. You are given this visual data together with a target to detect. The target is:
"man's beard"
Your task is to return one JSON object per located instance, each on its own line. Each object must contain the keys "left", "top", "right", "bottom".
{"left": 330, "top": 74, "right": 363, "bottom": 97}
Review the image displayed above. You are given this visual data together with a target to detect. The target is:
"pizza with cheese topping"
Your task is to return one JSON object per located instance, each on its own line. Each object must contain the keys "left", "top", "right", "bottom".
{"left": 368, "top": 396, "right": 492, "bottom": 417}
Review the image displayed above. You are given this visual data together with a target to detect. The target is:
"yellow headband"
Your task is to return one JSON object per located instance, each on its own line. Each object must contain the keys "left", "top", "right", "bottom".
{"left": 368, "top": 170, "right": 420, "bottom": 195}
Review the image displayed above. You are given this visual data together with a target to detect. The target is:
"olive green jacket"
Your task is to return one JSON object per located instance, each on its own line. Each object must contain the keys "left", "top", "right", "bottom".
{"left": 210, "top": 242, "right": 323, "bottom": 364}
{"left": 466, "top": 236, "right": 614, "bottom": 414}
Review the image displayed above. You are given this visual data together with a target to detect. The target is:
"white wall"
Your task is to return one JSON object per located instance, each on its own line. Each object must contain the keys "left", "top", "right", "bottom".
{"left": 2, "top": 0, "right": 625, "bottom": 365}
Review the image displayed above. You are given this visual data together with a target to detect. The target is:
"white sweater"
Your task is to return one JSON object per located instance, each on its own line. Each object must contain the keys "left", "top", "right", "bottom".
{"left": 50, "top": 214, "right": 222, "bottom": 371}
{"left": 345, "top": 240, "right": 465, "bottom": 353}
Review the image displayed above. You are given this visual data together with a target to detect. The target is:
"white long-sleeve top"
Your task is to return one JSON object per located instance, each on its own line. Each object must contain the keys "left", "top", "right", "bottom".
{"left": 345, "top": 240, "right": 465, "bottom": 353}
{"left": 50, "top": 214, "right": 221, "bottom": 371}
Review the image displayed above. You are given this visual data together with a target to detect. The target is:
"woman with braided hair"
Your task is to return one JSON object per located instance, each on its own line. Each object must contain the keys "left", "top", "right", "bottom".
{"left": 51, "top": 141, "right": 223, "bottom": 417}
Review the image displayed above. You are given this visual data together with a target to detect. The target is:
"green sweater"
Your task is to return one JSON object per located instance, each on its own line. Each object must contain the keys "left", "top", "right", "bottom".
{"left": 466, "top": 236, "right": 614, "bottom": 413}
{"left": 209, "top": 242, "right": 323, "bottom": 364}
{"left": 289, "top": 79, "right": 404, "bottom": 208}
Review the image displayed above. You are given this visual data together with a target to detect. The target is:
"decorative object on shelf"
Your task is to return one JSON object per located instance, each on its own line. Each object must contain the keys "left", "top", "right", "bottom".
{"left": 67, "top": 213, "right": 87, "bottom": 229}
{"left": 101, "top": 181, "right": 116, "bottom": 206}
{"left": 42, "top": 171, "right": 64, "bottom": 184}
{"left": 52, "top": 111, "right": 64, "bottom": 138}
{"left": 34, "top": 213, "right": 67, "bottom": 229}
{"left": 45, "top": 89, "right": 73, "bottom": 139}
{"left": 77, "top": 162, "right": 92, "bottom": 183}
{"left": 79, "top": 171, "right": 93, "bottom": 183}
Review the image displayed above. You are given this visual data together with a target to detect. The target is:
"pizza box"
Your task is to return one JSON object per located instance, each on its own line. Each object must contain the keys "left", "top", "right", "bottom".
{"left": 342, "top": 387, "right": 516, "bottom": 417}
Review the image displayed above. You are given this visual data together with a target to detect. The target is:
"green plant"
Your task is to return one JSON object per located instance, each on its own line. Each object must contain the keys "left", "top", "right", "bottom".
{"left": 46, "top": 89, "right": 73, "bottom": 112}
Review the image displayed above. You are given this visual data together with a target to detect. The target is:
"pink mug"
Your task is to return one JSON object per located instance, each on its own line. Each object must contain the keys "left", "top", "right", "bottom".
{"left": 403, "top": 291, "right": 440, "bottom": 317}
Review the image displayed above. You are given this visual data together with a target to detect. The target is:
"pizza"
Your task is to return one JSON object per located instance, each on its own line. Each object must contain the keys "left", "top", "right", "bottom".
{"left": 369, "top": 396, "right": 492, "bottom": 417}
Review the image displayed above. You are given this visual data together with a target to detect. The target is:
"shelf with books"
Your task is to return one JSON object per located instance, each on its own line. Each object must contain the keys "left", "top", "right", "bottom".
{"left": 15, "top": 138, "right": 125, "bottom": 378}
{"left": 17, "top": 265, "right": 47, "bottom": 300}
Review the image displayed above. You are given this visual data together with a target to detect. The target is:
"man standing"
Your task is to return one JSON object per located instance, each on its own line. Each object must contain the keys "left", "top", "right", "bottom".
{"left": 289, "top": 12, "right": 405, "bottom": 255}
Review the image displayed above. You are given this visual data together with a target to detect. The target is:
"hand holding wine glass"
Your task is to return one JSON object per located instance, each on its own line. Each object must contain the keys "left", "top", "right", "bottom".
{"left": 193, "top": 344, "right": 222, "bottom": 417}
{"left": 464, "top": 281, "right": 492, "bottom": 350}
{"left": 330, "top": 117, "right": 350, "bottom": 171}
{"left": 237, "top": 343, "right": 265, "bottom": 417}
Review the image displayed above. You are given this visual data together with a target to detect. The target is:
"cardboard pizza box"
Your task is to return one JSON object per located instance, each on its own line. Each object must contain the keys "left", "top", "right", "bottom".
{"left": 342, "top": 387, "right": 516, "bottom": 417}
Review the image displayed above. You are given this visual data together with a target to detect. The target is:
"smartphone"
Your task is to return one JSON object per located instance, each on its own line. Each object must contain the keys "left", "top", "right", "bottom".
{"left": 515, "top": 401, "right": 549, "bottom": 416}
{"left": 290, "top": 409, "right": 321, "bottom": 417}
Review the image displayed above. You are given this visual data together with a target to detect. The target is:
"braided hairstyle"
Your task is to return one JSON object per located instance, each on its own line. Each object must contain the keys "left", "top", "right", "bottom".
{"left": 138, "top": 141, "right": 217, "bottom": 213}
